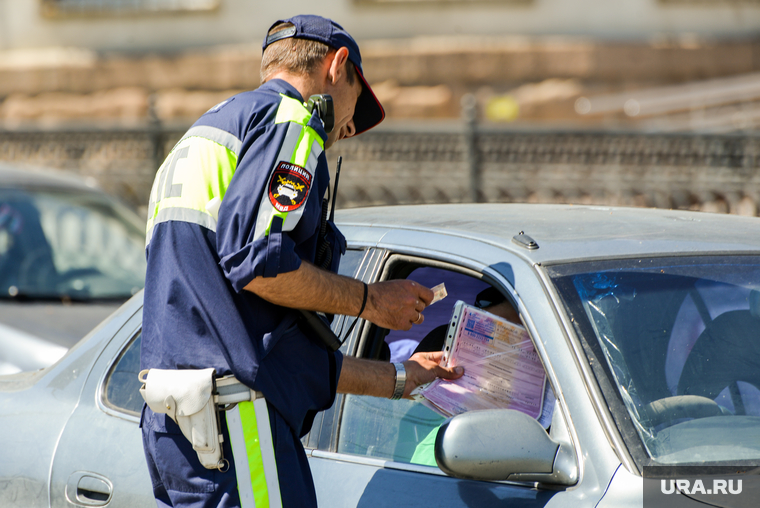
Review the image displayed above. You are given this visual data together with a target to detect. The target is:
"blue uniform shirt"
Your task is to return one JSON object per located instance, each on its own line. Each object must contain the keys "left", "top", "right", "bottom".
{"left": 141, "top": 79, "right": 345, "bottom": 437}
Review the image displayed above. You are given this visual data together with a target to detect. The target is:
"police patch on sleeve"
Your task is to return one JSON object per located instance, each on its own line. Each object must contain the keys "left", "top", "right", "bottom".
{"left": 268, "top": 161, "right": 312, "bottom": 212}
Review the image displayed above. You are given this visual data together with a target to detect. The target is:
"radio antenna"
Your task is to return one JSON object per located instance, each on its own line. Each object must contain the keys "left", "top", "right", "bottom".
{"left": 329, "top": 156, "right": 342, "bottom": 222}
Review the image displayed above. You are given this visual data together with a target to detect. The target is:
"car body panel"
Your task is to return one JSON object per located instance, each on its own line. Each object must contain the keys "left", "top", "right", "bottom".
{"left": 597, "top": 465, "right": 645, "bottom": 508}
{"left": 0, "top": 295, "right": 147, "bottom": 508}
{"left": 309, "top": 451, "right": 560, "bottom": 508}
{"left": 0, "top": 163, "right": 146, "bottom": 373}
{"left": 49, "top": 307, "right": 152, "bottom": 508}
{"left": 335, "top": 204, "right": 760, "bottom": 263}
{"left": 0, "top": 320, "right": 68, "bottom": 373}
{"left": 2, "top": 204, "right": 759, "bottom": 508}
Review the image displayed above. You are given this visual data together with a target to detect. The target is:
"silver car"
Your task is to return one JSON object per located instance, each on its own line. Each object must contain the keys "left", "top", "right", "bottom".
{"left": 0, "top": 163, "right": 146, "bottom": 373}
{"left": 2, "top": 203, "right": 759, "bottom": 508}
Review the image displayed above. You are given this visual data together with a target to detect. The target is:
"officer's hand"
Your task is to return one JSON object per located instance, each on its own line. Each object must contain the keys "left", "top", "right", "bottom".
{"left": 363, "top": 280, "right": 433, "bottom": 330}
{"left": 403, "top": 351, "right": 464, "bottom": 399}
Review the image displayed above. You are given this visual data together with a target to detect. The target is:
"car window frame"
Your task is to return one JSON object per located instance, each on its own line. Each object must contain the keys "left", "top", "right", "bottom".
{"left": 99, "top": 329, "right": 144, "bottom": 419}
{"left": 344, "top": 252, "right": 523, "bottom": 472}
{"left": 352, "top": 253, "right": 504, "bottom": 361}
{"left": 302, "top": 246, "right": 386, "bottom": 452}
{"left": 95, "top": 309, "right": 143, "bottom": 424}
{"left": 311, "top": 247, "right": 565, "bottom": 484}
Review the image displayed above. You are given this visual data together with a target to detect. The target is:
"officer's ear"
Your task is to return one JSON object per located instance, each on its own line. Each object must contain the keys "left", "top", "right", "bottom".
{"left": 326, "top": 47, "right": 350, "bottom": 86}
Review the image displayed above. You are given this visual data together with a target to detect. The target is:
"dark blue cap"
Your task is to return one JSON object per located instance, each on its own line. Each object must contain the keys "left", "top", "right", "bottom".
{"left": 263, "top": 15, "right": 385, "bottom": 135}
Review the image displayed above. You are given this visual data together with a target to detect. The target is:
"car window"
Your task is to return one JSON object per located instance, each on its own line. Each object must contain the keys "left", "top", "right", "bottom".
{"left": 103, "top": 331, "right": 143, "bottom": 417}
{"left": 324, "top": 248, "right": 370, "bottom": 345}
{"left": 383, "top": 266, "right": 491, "bottom": 363}
{"left": 337, "top": 261, "right": 553, "bottom": 467}
{"left": 337, "top": 248, "right": 365, "bottom": 278}
{"left": 0, "top": 188, "right": 145, "bottom": 300}
{"left": 339, "top": 395, "right": 446, "bottom": 465}
{"left": 548, "top": 255, "right": 760, "bottom": 467}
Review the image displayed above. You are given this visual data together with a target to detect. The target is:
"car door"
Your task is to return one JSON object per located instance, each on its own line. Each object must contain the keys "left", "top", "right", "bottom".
{"left": 306, "top": 246, "right": 566, "bottom": 508}
{"left": 48, "top": 306, "right": 155, "bottom": 508}
{"left": 44, "top": 249, "right": 375, "bottom": 508}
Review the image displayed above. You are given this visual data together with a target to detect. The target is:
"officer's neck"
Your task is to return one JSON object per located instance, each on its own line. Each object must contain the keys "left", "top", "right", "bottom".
{"left": 267, "top": 70, "right": 324, "bottom": 105}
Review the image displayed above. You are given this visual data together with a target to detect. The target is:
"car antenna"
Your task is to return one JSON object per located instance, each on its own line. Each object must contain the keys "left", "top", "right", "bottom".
{"left": 329, "top": 156, "right": 342, "bottom": 223}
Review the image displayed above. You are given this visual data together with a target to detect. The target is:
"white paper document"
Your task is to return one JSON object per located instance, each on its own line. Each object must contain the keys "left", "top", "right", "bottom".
{"left": 418, "top": 301, "right": 546, "bottom": 419}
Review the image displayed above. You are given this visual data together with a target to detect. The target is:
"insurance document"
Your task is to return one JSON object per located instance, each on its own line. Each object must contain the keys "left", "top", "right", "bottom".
{"left": 418, "top": 301, "right": 546, "bottom": 419}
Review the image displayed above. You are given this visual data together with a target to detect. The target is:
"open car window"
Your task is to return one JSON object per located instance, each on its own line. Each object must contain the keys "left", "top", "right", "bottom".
{"left": 382, "top": 266, "right": 491, "bottom": 363}
{"left": 338, "top": 257, "right": 555, "bottom": 468}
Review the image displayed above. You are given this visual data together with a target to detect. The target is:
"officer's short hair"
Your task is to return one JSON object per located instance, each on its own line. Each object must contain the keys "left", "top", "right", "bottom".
{"left": 261, "top": 22, "right": 357, "bottom": 86}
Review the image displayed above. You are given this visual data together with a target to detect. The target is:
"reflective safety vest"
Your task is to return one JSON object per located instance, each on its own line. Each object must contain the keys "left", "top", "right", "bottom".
{"left": 146, "top": 94, "right": 325, "bottom": 247}
{"left": 141, "top": 78, "right": 342, "bottom": 508}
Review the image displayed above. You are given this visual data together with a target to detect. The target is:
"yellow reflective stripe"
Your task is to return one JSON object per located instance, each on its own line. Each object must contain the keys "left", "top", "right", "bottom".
{"left": 274, "top": 94, "right": 311, "bottom": 126}
{"left": 239, "top": 401, "right": 270, "bottom": 508}
{"left": 293, "top": 129, "right": 323, "bottom": 167}
{"left": 253, "top": 397, "right": 282, "bottom": 508}
{"left": 274, "top": 94, "right": 325, "bottom": 166}
{"left": 251, "top": 93, "right": 325, "bottom": 243}
{"left": 226, "top": 401, "right": 282, "bottom": 508}
{"left": 179, "top": 125, "right": 243, "bottom": 156}
{"left": 145, "top": 136, "right": 237, "bottom": 242}
{"left": 291, "top": 127, "right": 307, "bottom": 166}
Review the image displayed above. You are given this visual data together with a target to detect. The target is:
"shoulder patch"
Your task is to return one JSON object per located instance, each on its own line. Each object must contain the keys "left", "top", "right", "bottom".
{"left": 268, "top": 161, "right": 312, "bottom": 212}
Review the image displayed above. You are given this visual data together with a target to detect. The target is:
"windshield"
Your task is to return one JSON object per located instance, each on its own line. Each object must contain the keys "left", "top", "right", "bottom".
{"left": 547, "top": 256, "right": 760, "bottom": 467}
{"left": 0, "top": 187, "right": 146, "bottom": 300}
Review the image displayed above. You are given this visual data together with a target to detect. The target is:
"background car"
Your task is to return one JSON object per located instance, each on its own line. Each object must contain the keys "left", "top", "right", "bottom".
{"left": 1, "top": 203, "right": 759, "bottom": 508}
{"left": 0, "top": 163, "right": 146, "bottom": 374}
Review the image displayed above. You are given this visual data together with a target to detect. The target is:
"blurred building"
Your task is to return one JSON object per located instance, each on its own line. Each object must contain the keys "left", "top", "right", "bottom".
{"left": 0, "top": 0, "right": 759, "bottom": 129}
{"left": 4, "top": 0, "right": 759, "bottom": 48}
{"left": 1, "top": 0, "right": 760, "bottom": 215}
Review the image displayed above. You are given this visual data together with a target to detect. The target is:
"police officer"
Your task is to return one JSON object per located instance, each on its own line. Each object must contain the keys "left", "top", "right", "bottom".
{"left": 140, "top": 14, "right": 463, "bottom": 508}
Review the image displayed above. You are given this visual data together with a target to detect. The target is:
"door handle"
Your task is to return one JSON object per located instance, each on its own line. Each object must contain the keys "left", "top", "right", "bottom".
{"left": 65, "top": 471, "right": 113, "bottom": 507}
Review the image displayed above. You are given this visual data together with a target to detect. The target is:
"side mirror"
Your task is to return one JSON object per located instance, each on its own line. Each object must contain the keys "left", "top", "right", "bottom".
{"left": 434, "top": 409, "right": 577, "bottom": 485}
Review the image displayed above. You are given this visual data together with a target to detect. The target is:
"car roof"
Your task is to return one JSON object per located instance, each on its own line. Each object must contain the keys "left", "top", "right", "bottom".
{"left": 335, "top": 203, "right": 760, "bottom": 264}
{"left": 0, "top": 162, "right": 101, "bottom": 193}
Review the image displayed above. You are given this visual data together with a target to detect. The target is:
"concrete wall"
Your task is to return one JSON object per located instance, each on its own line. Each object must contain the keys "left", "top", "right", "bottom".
{"left": 2, "top": 37, "right": 759, "bottom": 130}
{"left": 1, "top": 0, "right": 760, "bottom": 54}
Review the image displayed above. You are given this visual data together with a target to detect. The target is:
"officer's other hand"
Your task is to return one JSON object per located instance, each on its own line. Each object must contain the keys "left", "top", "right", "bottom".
{"left": 403, "top": 351, "right": 464, "bottom": 399}
{"left": 363, "top": 280, "right": 433, "bottom": 330}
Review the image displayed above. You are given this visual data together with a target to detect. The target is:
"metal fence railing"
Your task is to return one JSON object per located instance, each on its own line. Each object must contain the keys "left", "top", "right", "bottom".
{"left": 2, "top": 123, "right": 759, "bottom": 217}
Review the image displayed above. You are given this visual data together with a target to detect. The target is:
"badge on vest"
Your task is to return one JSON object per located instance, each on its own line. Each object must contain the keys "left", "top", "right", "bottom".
{"left": 268, "top": 161, "right": 312, "bottom": 212}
